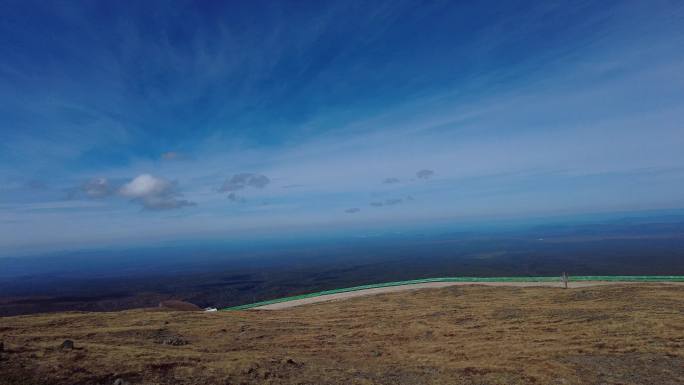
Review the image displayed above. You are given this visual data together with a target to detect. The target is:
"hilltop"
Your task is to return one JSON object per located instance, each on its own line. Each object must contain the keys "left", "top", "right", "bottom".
{"left": 1, "top": 284, "right": 683, "bottom": 385}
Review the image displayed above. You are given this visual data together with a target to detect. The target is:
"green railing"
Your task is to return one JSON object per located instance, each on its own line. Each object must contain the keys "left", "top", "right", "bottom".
{"left": 220, "top": 275, "right": 684, "bottom": 311}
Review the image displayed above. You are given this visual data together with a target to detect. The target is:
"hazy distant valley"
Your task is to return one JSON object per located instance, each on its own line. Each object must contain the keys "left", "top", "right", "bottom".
{"left": 2, "top": 215, "right": 683, "bottom": 316}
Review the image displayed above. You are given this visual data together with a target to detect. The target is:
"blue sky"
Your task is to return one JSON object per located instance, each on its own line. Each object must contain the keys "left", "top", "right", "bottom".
{"left": 1, "top": 1, "right": 683, "bottom": 254}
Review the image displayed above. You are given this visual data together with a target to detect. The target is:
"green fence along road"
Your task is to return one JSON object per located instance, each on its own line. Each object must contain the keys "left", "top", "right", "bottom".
{"left": 220, "top": 275, "right": 684, "bottom": 311}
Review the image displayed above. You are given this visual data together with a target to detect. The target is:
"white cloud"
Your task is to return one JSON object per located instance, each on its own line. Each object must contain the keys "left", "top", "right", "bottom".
{"left": 119, "top": 174, "right": 194, "bottom": 210}
{"left": 119, "top": 174, "right": 171, "bottom": 198}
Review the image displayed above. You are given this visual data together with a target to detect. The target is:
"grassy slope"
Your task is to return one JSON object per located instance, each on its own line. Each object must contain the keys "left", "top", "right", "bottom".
{"left": 1, "top": 284, "right": 683, "bottom": 385}
{"left": 221, "top": 276, "right": 684, "bottom": 310}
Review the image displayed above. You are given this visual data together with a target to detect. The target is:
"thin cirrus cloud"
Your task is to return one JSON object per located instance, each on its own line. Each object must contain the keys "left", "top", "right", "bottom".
{"left": 65, "top": 177, "right": 113, "bottom": 200}
{"left": 160, "top": 151, "right": 191, "bottom": 161}
{"left": 344, "top": 208, "right": 360, "bottom": 214}
{"left": 370, "top": 198, "right": 404, "bottom": 207}
{"left": 25, "top": 180, "right": 48, "bottom": 191}
{"left": 2, "top": 2, "right": 684, "bottom": 253}
{"left": 81, "top": 177, "right": 113, "bottom": 198}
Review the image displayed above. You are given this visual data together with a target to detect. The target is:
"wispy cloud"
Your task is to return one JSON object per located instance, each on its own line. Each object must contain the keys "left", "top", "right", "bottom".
{"left": 81, "top": 177, "right": 113, "bottom": 198}
{"left": 219, "top": 173, "right": 271, "bottom": 192}
{"left": 2, "top": 1, "right": 684, "bottom": 252}
{"left": 227, "top": 192, "right": 245, "bottom": 203}
{"left": 382, "top": 177, "right": 400, "bottom": 184}
{"left": 161, "top": 151, "right": 191, "bottom": 161}
{"left": 416, "top": 170, "right": 434, "bottom": 180}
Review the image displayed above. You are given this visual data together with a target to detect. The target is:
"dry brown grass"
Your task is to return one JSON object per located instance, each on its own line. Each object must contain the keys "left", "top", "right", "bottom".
{"left": 1, "top": 284, "right": 683, "bottom": 385}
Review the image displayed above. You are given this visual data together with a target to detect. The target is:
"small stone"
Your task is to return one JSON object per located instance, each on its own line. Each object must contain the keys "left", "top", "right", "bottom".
{"left": 285, "top": 358, "right": 303, "bottom": 367}
{"left": 152, "top": 329, "right": 188, "bottom": 346}
{"left": 161, "top": 336, "right": 188, "bottom": 346}
{"left": 243, "top": 364, "right": 259, "bottom": 375}
{"left": 60, "top": 340, "right": 74, "bottom": 350}
{"left": 113, "top": 379, "right": 130, "bottom": 385}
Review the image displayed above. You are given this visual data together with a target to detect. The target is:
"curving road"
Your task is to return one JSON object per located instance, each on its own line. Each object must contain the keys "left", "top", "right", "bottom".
{"left": 252, "top": 280, "right": 683, "bottom": 310}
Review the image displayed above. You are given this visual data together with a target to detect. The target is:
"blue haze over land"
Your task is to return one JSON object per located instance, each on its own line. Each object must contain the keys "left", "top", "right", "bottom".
{"left": 1, "top": 1, "right": 684, "bottom": 255}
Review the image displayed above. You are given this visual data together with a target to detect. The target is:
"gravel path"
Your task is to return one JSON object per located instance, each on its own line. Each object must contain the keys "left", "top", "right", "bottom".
{"left": 253, "top": 280, "right": 683, "bottom": 310}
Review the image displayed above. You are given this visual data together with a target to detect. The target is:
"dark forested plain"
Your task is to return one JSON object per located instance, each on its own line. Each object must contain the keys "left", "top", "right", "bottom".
{"left": 2, "top": 216, "right": 683, "bottom": 316}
